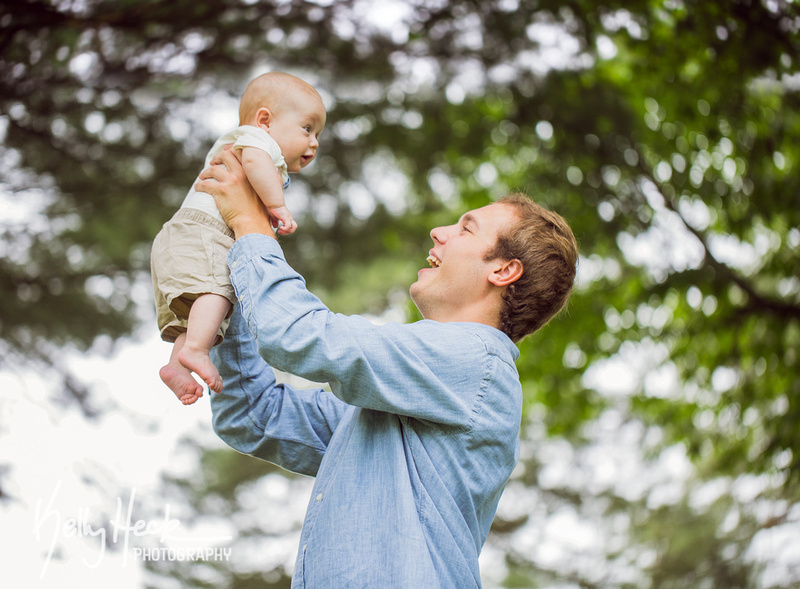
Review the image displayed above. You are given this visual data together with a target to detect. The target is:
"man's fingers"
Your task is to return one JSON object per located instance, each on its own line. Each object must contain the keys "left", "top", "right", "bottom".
{"left": 195, "top": 163, "right": 228, "bottom": 192}
{"left": 197, "top": 166, "right": 220, "bottom": 180}
{"left": 194, "top": 178, "right": 216, "bottom": 194}
{"left": 217, "top": 146, "right": 243, "bottom": 169}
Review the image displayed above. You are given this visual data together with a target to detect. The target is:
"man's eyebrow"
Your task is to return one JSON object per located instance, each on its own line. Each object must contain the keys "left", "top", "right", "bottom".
{"left": 461, "top": 213, "right": 479, "bottom": 229}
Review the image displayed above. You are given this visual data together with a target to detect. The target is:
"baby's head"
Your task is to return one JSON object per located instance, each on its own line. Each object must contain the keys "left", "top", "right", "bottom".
{"left": 239, "top": 72, "right": 326, "bottom": 173}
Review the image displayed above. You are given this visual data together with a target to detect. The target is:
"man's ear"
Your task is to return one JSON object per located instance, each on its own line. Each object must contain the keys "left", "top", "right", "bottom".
{"left": 255, "top": 107, "right": 273, "bottom": 130}
{"left": 488, "top": 259, "right": 523, "bottom": 287}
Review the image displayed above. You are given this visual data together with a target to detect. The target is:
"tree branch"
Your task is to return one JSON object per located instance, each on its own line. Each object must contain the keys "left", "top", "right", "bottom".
{"left": 633, "top": 173, "right": 800, "bottom": 321}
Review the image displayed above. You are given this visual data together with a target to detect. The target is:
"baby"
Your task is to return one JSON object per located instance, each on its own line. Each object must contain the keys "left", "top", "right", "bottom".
{"left": 151, "top": 72, "right": 326, "bottom": 404}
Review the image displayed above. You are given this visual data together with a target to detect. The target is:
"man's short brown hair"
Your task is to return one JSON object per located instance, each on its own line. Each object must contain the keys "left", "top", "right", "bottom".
{"left": 485, "top": 193, "right": 578, "bottom": 342}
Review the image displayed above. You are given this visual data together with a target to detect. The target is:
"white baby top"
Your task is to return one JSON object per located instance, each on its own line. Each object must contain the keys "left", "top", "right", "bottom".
{"left": 181, "top": 125, "right": 289, "bottom": 222}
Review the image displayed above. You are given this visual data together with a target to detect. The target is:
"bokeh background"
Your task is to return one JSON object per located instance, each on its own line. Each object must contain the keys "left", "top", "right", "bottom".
{"left": 2, "top": 1, "right": 799, "bottom": 587}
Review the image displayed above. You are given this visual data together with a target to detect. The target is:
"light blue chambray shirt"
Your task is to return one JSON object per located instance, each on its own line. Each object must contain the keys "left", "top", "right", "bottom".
{"left": 210, "top": 234, "right": 522, "bottom": 589}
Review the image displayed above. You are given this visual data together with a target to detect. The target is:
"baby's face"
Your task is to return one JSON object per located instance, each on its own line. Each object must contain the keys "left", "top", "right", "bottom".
{"left": 266, "top": 92, "right": 326, "bottom": 173}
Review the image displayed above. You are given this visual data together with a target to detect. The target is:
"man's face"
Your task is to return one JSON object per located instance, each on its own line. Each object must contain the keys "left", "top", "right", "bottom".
{"left": 266, "top": 91, "right": 326, "bottom": 173}
{"left": 410, "top": 202, "right": 515, "bottom": 322}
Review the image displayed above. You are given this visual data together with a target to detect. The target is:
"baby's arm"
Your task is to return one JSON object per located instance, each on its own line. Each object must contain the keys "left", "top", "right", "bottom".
{"left": 239, "top": 146, "right": 297, "bottom": 235}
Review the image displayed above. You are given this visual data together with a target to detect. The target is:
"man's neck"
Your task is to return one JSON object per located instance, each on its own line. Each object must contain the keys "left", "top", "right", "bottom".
{"left": 422, "top": 300, "right": 502, "bottom": 331}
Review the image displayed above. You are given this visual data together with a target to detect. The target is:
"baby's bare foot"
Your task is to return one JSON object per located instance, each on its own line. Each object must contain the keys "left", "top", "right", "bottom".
{"left": 178, "top": 345, "right": 223, "bottom": 393}
{"left": 159, "top": 363, "right": 204, "bottom": 405}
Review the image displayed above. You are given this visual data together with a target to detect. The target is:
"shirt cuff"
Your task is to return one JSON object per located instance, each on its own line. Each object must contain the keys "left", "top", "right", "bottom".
{"left": 227, "top": 232, "right": 285, "bottom": 270}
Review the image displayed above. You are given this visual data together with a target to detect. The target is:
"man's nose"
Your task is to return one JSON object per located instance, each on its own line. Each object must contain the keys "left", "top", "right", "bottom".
{"left": 430, "top": 224, "right": 452, "bottom": 244}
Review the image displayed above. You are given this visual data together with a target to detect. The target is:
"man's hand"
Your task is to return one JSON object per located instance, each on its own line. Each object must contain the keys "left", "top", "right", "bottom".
{"left": 196, "top": 147, "right": 277, "bottom": 240}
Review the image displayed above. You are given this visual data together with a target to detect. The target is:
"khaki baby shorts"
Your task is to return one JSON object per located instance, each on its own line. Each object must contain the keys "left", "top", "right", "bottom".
{"left": 150, "top": 208, "right": 236, "bottom": 344}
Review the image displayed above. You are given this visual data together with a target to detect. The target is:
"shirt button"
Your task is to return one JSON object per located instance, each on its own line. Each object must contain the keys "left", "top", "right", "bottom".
{"left": 302, "top": 544, "right": 307, "bottom": 553}
{"left": 231, "top": 260, "right": 237, "bottom": 268}
{"left": 316, "top": 493, "right": 323, "bottom": 501}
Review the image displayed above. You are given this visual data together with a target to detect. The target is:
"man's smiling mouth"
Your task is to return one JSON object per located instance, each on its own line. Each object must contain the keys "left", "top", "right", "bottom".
{"left": 426, "top": 254, "right": 441, "bottom": 268}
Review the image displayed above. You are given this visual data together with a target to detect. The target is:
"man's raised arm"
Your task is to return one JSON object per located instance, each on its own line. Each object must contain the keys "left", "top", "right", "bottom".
{"left": 210, "top": 306, "right": 348, "bottom": 477}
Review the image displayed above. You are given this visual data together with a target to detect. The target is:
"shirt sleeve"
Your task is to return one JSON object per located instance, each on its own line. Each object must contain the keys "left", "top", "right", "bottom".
{"left": 231, "top": 125, "right": 289, "bottom": 187}
{"left": 210, "top": 303, "right": 349, "bottom": 476}
{"left": 228, "top": 234, "right": 504, "bottom": 428}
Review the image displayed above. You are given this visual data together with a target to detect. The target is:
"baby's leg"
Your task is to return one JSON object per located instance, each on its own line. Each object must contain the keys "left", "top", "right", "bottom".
{"left": 177, "top": 293, "right": 231, "bottom": 393}
{"left": 160, "top": 332, "right": 204, "bottom": 405}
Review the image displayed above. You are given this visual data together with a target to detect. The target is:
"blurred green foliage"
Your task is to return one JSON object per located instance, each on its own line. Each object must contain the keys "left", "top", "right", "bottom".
{"left": 2, "top": 0, "right": 799, "bottom": 587}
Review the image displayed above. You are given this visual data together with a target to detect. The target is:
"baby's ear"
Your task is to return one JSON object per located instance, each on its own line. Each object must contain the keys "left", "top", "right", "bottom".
{"left": 255, "top": 107, "right": 273, "bottom": 129}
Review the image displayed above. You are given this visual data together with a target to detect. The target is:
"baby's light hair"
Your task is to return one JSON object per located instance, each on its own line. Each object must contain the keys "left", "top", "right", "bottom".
{"left": 238, "top": 72, "right": 322, "bottom": 125}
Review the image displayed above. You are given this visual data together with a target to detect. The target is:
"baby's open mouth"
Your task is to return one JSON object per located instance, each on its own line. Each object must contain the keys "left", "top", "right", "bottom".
{"left": 426, "top": 254, "right": 441, "bottom": 268}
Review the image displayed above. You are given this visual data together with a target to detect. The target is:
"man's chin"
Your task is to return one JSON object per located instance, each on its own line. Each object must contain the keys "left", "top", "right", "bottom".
{"left": 408, "top": 284, "right": 423, "bottom": 313}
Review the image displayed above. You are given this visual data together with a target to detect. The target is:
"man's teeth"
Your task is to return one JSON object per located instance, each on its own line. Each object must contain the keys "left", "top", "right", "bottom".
{"left": 427, "top": 255, "right": 441, "bottom": 268}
